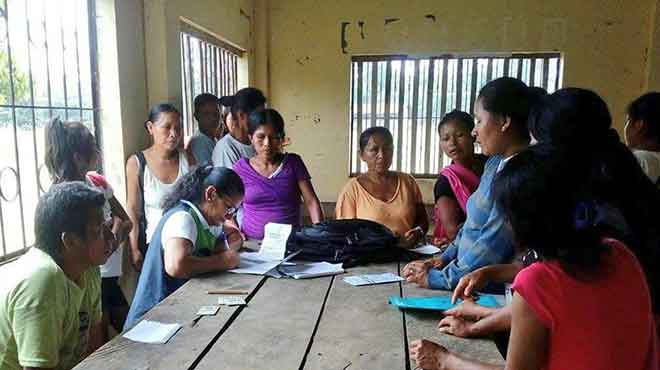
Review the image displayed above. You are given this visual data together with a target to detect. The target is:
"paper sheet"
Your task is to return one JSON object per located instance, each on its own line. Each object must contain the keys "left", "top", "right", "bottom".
{"left": 343, "top": 272, "right": 404, "bottom": 286}
{"left": 279, "top": 262, "right": 344, "bottom": 279}
{"left": 258, "top": 223, "right": 292, "bottom": 261}
{"left": 123, "top": 320, "right": 182, "bottom": 344}
{"left": 411, "top": 244, "right": 441, "bottom": 255}
{"left": 388, "top": 295, "right": 500, "bottom": 311}
{"left": 217, "top": 296, "right": 247, "bottom": 306}
{"left": 229, "top": 250, "right": 301, "bottom": 275}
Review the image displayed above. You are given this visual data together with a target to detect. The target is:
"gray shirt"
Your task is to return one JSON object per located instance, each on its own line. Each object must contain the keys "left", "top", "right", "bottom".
{"left": 189, "top": 130, "right": 216, "bottom": 165}
{"left": 212, "top": 133, "right": 256, "bottom": 168}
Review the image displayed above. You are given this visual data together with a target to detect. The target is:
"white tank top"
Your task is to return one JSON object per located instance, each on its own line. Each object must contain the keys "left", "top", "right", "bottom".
{"left": 143, "top": 151, "right": 190, "bottom": 243}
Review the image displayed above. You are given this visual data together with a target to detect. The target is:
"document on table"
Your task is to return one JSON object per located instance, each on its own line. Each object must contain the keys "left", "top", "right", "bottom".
{"left": 123, "top": 320, "right": 182, "bottom": 344}
{"left": 343, "top": 272, "right": 404, "bottom": 286}
{"left": 278, "top": 262, "right": 344, "bottom": 279}
{"left": 388, "top": 294, "right": 500, "bottom": 311}
{"left": 259, "top": 223, "right": 292, "bottom": 261}
{"left": 230, "top": 250, "right": 300, "bottom": 275}
{"left": 410, "top": 244, "right": 442, "bottom": 255}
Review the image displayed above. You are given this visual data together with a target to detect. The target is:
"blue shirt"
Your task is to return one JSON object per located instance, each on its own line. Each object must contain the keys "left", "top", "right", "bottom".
{"left": 428, "top": 156, "right": 514, "bottom": 290}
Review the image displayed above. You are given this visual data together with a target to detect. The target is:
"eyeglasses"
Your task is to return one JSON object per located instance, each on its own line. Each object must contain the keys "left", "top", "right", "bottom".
{"left": 222, "top": 198, "right": 240, "bottom": 217}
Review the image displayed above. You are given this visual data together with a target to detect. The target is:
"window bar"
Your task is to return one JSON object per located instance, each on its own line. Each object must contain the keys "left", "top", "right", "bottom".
{"left": 383, "top": 61, "right": 392, "bottom": 132}
{"left": 199, "top": 41, "right": 205, "bottom": 93}
{"left": 225, "top": 50, "right": 230, "bottom": 95}
{"left": 180, "top": 34, "right": 190, "bottom": 135}
{"left": 3, "top": 0, "right": 28, "bottom": 249}
{"left": 86, "top": 0, "right": 102, "bottom": 168}
{"left": 455, "top": 58, "right": 464, "bottom": 112}
{"left": 24, "top": 0, "right": 40, "bottom": 199}
{"left": 355, "top": 61, "right": 363, "bottom": 166}
{"left": 486, "top": 58, "right": 493, "bottom": 81}
{"left": 409, "top": 59, "right": 420, "bottom": 173}
{"left": 214, "top": 46, "right": 220, "bottom": 95}
{"left": 369, "top": 60, "right": 378, "bottom": 128}
{"left": 424, "top": 59, "right": 435, "bottom": 174}
{"left": 542, "top": 58, "right": 550, "bottom": 91}
{"left": 217, "top": 48, "right": 224, "bottom": 95}
{"left": 41, "top": 0, "right": 53, "bottom": 118}
{"left": 59, "top": 9, "right": 69, "bottom": 118}
{"left": 0, "top": 195, "right": 5, "bottom": 256}
{"left": 516, "top": 57, "right": 523, "bottom": 80}
{"left": 74, "top": 1, "right": 83, "bottom": 119}
{"left": 212, "top": 47, "right": 218, "bottom": 94}
{"left": 503, "top": 57, "right": 510, "bottom": 78}
{"left": 186, "top": 34, "right": 194, "bottom": 105}
{"left": 233, "top": 54, "right": 238, "bottom": 92}
{"left": 395, "top": 60, "right": 406, "bottom": 171}
{"left": 469, "top": 57, "right": 478, "bottom": 113}
{"left": 529, "top": 58, "right": 536, "bottom": 87}
{"left": 555, "top": 58, "right": 561, "bottom": 90}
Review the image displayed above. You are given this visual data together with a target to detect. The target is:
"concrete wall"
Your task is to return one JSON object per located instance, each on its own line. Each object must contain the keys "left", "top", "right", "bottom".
{"left": 260, "top": 0, "right": 657, "bottom": 203}
{"left": 143, "top": 0, "right": 255, "bottom": 108}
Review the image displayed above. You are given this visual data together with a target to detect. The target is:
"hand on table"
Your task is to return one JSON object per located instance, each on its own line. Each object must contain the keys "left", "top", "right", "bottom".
{"left": 410, "top": 339, "right": 450, "bottom": 370}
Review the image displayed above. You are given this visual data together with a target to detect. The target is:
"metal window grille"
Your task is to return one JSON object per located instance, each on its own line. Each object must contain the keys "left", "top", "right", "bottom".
{"left": 349, "top": 53, "right": 563, "bottom": 177}
{"left": 0, "top": 0, "right": 99, "bottom": 262}
{"left": 180, "top": 31, "right": 239, "bottom": 138}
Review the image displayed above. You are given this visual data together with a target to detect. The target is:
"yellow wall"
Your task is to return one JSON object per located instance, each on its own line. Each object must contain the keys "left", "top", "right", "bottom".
{"left": 647, "top": 0, "right": 660, "bottom": 90}
{"left": 259, "top": 0, "right": 657, "bottom": 203}
{"left": 143, "top": 0, "right": 255, "bottom": 108}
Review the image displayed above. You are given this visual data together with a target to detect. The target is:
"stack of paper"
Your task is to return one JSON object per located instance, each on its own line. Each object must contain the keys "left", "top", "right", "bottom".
{"left": 343, "top": 272, "right": 404, "bottom": 286}
{"left": 123, "top": 320, "right": 182, "bottom": 344}
{"left": 388, "top": 295, "right": 500, "bottom": 311}
{"left": 278, "top": 262, "right": 344, "bottom": 279}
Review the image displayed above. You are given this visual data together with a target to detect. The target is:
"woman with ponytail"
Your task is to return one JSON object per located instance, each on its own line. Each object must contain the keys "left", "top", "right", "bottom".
{"left": 404, "top": 77, "right": 546, "bottom": 290}
{"left": 125, "top": 104, "right": 195, "bottom": 273}
{"left": 125, "top": 166, "right": 243, "bottom": 328}
{"left": 45, "top": 117, "right": 133, "bottom": 339}
{"left": 410, "top": 144, "right": 659, "bottom": 370}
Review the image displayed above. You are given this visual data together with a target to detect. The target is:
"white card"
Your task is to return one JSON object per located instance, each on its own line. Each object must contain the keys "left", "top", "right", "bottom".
{"left": 217, "top": 296, "right": 247, "bottom": 306}
{"left": 196, "top": 305, "right": 220, "bottom": 316}
{"left": 411, "top": 244, "right": 441, "bottom": 255}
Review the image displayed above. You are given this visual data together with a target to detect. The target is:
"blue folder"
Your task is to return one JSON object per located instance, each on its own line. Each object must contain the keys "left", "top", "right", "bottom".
{"left": 388, "top": 295, "right": 500, "bottom": 311}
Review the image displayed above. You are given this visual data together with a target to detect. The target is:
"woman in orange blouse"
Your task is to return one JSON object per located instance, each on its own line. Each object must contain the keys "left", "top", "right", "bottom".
{"left": 336, "top": 127, "right": 428, "bottom": 247}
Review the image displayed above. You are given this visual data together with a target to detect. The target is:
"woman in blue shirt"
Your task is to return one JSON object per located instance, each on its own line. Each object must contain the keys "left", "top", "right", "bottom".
{"left": 403, "top": 78, "right": 546, "bottom": 290}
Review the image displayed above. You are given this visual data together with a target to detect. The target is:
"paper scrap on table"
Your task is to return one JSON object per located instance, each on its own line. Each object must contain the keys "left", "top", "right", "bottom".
{"left": 279, "top": 262, "right": 344, "bottom": 279}
{"left": 196, "top": 305, "right": 220, "bottom": 316}
{"left": 123, "top": 320, "right": 182, "bottom": 344}
{"left": 388, "top": 295, "right": 500, "bottom": 311}
{"left": 411, "top": 244, "right": 441, "bottom": 255}
{"left": 229, "top": 250, "right": 300, "bottom": 275}
{"left": 218, "top": 296, "right": 247, "bottom": 306}
{"left": 343, "top": 272, "right": 404, "bottom": 286}
{"left": 258, "top": 223, "right": 292, "bottom": 261}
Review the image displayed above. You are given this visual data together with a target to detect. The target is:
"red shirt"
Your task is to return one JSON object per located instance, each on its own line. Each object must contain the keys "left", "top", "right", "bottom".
{"left": 513, "top": 239, "right": 659, "bottom": 370}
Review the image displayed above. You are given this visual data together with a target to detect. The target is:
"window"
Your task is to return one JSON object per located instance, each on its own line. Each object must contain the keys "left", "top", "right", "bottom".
{"left": 349, "top": 53, "right": 563, "bottom": 177}
{"left": 0, "top": 0, "right": 99, "bottom": 262}
{"left": 180, "top": 25, "right": 241, "bottom": 137}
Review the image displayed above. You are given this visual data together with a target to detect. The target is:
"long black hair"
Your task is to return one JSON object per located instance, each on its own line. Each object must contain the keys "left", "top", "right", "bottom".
{"left": 525, "top": 87, "right": 660, "bottom": 313}
{"left": 477, "top": 77, "right": 546, "bottom": 142}
{"left": 44, "top": 118, "right": 97, "bottom": 183}
{"left": 161, "top": 165, "right": 244, "bottom": 212}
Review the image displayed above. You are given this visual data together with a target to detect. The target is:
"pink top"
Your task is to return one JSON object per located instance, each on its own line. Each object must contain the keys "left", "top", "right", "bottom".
{"left": 512, "top": 239, "right": 659, "bottom": 370}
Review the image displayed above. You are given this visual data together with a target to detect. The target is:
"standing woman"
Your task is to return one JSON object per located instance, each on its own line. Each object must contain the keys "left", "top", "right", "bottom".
{"left": 433, "top": 110, "right": 486, "bottom": 246}
{"left": 233, "top": 108, "right": 323, "bottom": 239}
{"left": 126, "top": 104, "right": 195, "bottom": 272}
{"left": 336, "top": 126, "right": 428, "bottom": 247}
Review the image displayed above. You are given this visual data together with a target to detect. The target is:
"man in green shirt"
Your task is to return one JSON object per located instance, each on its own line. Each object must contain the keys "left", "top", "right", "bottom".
{"left": 0, "top": 182, "right": 110, "bottom": 370}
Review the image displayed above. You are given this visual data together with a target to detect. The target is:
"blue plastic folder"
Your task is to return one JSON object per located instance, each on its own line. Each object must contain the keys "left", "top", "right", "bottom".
{"left": 388, "top": 295, "right": 500, "bottom": 311}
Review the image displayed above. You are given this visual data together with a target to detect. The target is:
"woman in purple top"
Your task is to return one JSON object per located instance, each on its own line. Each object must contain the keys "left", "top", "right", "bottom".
{"left": 233, "top": 108, "right": 324, "bottom": 239}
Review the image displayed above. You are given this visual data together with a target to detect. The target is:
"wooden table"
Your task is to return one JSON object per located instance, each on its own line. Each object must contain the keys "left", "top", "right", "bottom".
{"left": 74, "top": 262, "right": 504, "bottom": 370}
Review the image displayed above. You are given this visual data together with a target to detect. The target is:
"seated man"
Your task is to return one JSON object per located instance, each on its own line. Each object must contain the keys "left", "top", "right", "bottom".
{"left": 0, "top": 182, "right": 110, "bottom": 370}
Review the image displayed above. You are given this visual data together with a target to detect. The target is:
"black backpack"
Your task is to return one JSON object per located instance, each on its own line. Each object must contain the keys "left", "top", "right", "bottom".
{"left": 285, "top": 219, "right": 410, "bottom": 267}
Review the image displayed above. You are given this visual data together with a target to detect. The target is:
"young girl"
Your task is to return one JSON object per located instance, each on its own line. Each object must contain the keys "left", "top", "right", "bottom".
{"left": 124, "top": 166, "right": 242, "bottom": 328}
{"left": 432, "top": 110, "right": 486, "bottom": 246}
{"left": 45, "top": 118, "right": 133, "bottom": 337}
